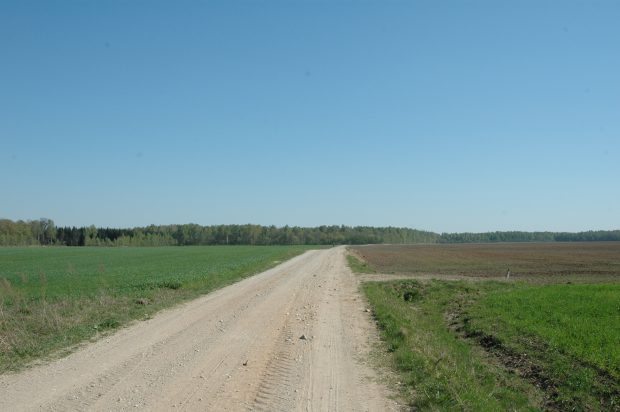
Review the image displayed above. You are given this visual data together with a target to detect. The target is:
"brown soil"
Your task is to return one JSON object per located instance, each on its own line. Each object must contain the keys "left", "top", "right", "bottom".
{"left": 352, "top": 242, "right": 620, "bottom": 284}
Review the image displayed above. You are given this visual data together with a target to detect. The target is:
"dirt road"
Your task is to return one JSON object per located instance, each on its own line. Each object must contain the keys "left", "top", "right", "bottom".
{"left": 0, "top": 247, "right": 398, "bottom": 411}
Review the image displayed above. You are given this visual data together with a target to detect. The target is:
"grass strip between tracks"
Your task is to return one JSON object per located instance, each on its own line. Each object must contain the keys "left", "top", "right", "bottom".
{"left": 0, "top": 246, "right": 314, "bottom": 373}
{"left": 363, "top": 279, "right": 620, "bottom": 411}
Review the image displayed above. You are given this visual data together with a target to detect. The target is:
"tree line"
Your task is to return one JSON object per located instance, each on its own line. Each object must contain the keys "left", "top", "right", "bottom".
{"left": 438, "top": 230, "right": 620, "bottom": 243}
{"left": 1, "top": 218, "right": 619, "bottom": 247}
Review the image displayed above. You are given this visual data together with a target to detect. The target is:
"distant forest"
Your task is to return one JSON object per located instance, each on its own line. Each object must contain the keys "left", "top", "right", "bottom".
{"left": 1, "top": 218, "right": 619, "bottom": 247}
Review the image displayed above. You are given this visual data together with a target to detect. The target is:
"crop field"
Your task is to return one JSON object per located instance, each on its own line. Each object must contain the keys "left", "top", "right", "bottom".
{"left": 351, "top": 243, "right": 620, "bottom": 410}
{"left": 352, "top": 242, "right": 620, "bottom": 283}
{"left": 0, "top": 246, "right": 313, "bottom": 372}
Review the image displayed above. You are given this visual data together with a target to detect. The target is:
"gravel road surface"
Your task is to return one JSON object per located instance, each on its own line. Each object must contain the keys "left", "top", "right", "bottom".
{"left": 0, "top": 247, "right": 398, "bottom": 411}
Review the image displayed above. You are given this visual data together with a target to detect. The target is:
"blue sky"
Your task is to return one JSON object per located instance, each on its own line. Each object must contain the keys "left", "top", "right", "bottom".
{"left": 1, "top": 1, "right": 618, "bottom": 232}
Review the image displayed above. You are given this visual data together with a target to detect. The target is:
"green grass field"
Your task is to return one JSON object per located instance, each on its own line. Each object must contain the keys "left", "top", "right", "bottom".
{"left": 0, "top": 246, "right": 313, "bottom": 372}
{"left": 352, "top": 244, "right": 620, "bottom": 411}
{"left": 465, "top": 283, "right": 620, "bottom": 410}
{"left": 467, "top": 283, "right": 620, "bottom": 379}
{"left": 364, "top": 280, "right": 542, "bottom": 411}
{"left": 363, "top": 280, "right": 620, "bottom": 411}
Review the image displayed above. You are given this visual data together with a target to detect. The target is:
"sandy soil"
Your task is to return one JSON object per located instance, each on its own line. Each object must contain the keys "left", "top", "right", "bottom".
{"left": 0, "top": 247, "right": 399, "bottom": 411}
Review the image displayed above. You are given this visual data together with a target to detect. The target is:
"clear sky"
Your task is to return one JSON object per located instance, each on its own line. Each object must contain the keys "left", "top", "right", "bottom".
{"left": 1, "top": 1, "right": 619, "bottom": 232}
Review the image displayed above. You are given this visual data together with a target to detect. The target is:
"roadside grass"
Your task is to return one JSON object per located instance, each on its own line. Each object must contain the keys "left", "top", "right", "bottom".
{"left": 0, "top": 246, "right": 313, "bottom": 372}
{"left": 346, "top": 253, "right": 375, "bottom": 274}
{"left": 363, "top": 280, "right": 620, "bottom": 411}
{"left": 364, "top": 280, "right": 542, "bottom": 410}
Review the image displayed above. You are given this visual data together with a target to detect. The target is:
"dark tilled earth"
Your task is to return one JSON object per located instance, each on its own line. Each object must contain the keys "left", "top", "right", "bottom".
{"left": 351, "top": 242, "right": 620, "bottom": 284}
